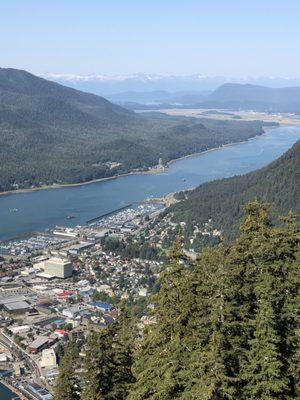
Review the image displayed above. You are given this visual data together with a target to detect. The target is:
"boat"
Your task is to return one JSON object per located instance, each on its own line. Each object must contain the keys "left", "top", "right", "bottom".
{"left": 9, "top": 208, "right": 18, "bottom": 212}
{"left": 67, "top": 214, "right": 75, "bottom": 219}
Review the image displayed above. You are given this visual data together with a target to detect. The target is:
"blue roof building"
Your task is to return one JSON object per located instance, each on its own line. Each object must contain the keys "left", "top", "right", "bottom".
{"left": 90, "top": 301, "right": 113, "bottom": 313}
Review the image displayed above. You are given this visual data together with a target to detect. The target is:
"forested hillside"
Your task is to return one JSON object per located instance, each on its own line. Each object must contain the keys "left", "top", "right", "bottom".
{"left": 54, "top": 202, "right": 300, "bottom": 399}
{"left": 113, "top": 83, "right": 300, "bottom": 112}
{"left": 203, "top": 83, "right": 300, "bottom": 113}
{"left": 0, "top": 68, "right": 266, "bottom": 192}
{"left": 168, "top": 140, "right": 300, "bottom": 240}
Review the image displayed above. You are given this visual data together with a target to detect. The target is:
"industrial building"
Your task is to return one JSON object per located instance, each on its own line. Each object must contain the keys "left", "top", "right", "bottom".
{"left": 66, "top": 242, "right": 93, "bottom": 255}
{"left": 27, "top": 336, "right": 50, "bottom": 354}
{"left": 43, "top": 257, "right": 73, "bottom": 279}
{"left": 0, "top": 295, "right": 31, "bottom": 314}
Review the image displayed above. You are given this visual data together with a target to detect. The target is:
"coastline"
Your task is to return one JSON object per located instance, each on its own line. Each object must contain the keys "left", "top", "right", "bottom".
{"left": 0, "top": 379, "right": 22, "bottom": 399}
{"left": 0, "top": 127, "right": 271, "bottom": 198}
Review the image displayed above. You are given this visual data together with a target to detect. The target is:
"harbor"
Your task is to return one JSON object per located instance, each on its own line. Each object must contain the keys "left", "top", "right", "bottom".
{"left": 0, "top": 125, "right": 300, "bottom": 242}
{"left": 0, "top": 202, "right": 164, "bottom": 258}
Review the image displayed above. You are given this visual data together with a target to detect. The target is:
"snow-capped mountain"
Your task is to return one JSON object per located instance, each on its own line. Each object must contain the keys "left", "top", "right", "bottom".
{"left": 40, "top": 72, "right": 300, "bottom": 100}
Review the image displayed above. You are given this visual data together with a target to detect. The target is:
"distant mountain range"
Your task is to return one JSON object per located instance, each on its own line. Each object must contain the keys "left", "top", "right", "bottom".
{"left": 115, "top": 83, "right": 300, "bottom": 115}
{"left": 168, "top": 139, "right": 300, "bottom": 241}
{"left": 42, "top": 72, "right": 300, "bottom": 95}
{"left": 41, "top": 73, "right": 226, "bottom": 95}
{"left": 0, "top": 68, "right": 266, "bottom": 192}
{"left": 40, "top": 73, "right": 300, "bottom": 114}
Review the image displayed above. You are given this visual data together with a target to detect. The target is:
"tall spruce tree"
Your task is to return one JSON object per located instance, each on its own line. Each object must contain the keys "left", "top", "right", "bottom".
{"left": 109, "top": 303, "right": 136, "bottom": 399}
{"left": 181, "top": 245, "right": 235, "bottom": 400}
{"left": 128, "top": 235, "right": 195, "bottom": 399}
{"left": 223, "top": 200, "right": 274, "bottom": 394}
{"left": 80, "top": 305, "right": 136, "bottom": 400}
{"left": 81, "top": 330, "right": 114, "bottom": 400}
{"left": 54, "top": 339, "right": 81, "bottom": 400}
{"left": 242, "top": 272, "right": 289, "bottom": 399}
{"left": 231, "top": 203, "right": 300, "bottom": 399}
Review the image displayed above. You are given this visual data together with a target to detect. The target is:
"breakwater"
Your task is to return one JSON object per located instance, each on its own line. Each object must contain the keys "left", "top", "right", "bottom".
{"left": 86, "top": 204, "right": 133, "bottom": 224}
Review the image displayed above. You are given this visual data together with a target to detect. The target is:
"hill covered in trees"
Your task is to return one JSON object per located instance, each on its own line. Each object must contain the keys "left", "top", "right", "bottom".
{"left": 121, "top": 83, "right": 300, "bottom": 114}
{"left": 0, "top": 68, "right": 267, "bottom": 192}
{"left": 168, "top": 140, "right": 300, "bottom": 241}
{"left": 204, "top": 83, "right": 300, "bottom": 113}
{"left": 54, "top": 202, "right": 300, "bottom": 399}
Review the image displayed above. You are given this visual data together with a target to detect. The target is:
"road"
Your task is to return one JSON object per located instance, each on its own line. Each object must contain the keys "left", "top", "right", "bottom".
{"left": 0, "top": 330, "right": 43, "bottom": 386}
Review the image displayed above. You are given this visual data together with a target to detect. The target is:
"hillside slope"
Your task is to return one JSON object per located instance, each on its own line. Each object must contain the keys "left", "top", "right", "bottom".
{"left": 169, "top": 140, "right": 300, "bottom": 240}
{"left": 0, "top": 68, "right": 266, "bottom": 192}
{"left": 203, "top": 83, "right": 300, "bottom": 113}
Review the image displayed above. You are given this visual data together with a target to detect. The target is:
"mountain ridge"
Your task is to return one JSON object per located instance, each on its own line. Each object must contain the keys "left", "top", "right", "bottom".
{"left": 0, "top": 68, "right": 266, "bottom": 192}
{"left": 167, "top": 139, "right": 300, "bottom": 241}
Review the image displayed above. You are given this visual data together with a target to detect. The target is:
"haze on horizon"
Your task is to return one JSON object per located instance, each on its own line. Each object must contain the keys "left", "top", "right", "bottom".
{"left": 1, "top": 0, "right": 300, "bottom": 79}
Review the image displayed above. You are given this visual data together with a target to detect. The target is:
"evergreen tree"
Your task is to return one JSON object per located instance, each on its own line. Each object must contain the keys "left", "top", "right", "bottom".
{"left": 128, "top": 235, "right": 194, "bottom": 399}
{"left": 182, "top": 246, "right": 235, "bottom": 400}
{"left": 242, "top": 272, "right": 289, "bottom": 399}
{"left": 223, "top": 200, "right": 274, "bottom": 393}
{"left": 233, "top": 204, "right": 299, "bottom": 398}
{"left": 81, "top": 305, "right": 136, "bottom": 400}
{"left": 109, "top": 302, "right": 136, "bottom": 399}
{"left": 81, "top": 330, "right": 113, "bottom": 400}
{"left": 54, "top": 340, "right": 81, "bottom": 400}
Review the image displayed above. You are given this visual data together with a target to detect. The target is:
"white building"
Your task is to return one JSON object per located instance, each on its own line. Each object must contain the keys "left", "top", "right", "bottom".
{"left": 43, "top": 258, "right": 73, "bottom": 279}
{"left": 40, "top": 348, "right": 57, "bottom": 368}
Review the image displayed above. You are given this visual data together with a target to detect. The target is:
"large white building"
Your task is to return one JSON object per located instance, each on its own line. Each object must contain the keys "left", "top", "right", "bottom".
{"left": 43, "top": 257, "right": 73, "bottom": 279}
{"left": 40, "top": 348, "right": 57, "bottom": 368}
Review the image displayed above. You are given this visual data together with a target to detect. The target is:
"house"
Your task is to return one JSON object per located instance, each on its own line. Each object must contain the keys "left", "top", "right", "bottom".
{"left": 90, "top": 301, "right": 114, "bottom": 313}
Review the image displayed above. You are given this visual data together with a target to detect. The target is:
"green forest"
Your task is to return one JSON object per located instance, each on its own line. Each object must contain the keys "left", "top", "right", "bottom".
{"left": 0, "top": 68, "right": 268, "bottom": 192}
{"left": 54, "top": 201, "right": 299, "bottom": 399}
{"left": 168, "top": 139, "right": 300, "bottom": 241}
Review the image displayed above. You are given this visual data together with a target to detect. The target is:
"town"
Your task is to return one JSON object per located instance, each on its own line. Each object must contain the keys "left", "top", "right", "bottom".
{"left": 0, "top": 201, "right": 166, "bottom": 400}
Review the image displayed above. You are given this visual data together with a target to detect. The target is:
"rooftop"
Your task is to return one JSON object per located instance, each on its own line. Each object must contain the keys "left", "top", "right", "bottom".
{"left": 28, "top": 335, "right": 49, "bottom": 349}
{"left": 3, "top": 300, "right": 30, "bottom": 311}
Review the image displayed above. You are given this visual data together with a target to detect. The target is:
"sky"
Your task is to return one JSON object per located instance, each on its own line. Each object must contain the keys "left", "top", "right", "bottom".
{"left": 1, "top": 0, "right": 300, "bottom": 77}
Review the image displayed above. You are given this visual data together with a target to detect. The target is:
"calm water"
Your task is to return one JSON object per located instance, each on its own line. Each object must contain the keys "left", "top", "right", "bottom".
{"left": 0, "top": 125, "right": 300, "bottom": 240}
{"left": 0, "top": 381, "right": 19, "bottom": 400}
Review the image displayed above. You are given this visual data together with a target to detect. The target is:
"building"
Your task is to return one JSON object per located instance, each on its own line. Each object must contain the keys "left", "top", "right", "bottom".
{"left": 62, "top": 305, "right": 89, "bottom": 319}
{"left": 40, "top": 348, "right": 57, "bottom": 368}
{"left": 27, "top": 336, "right": 50, "bottom": 354}
{"left": 24, "top": 382, "right": 53, "bottom": 400}
{"left": 66, "top": 242, "right": 93, "bottom": 255}
{"left": 43, "top": 258, "right": 73, "bottom": 279}
{"left": 10, "top": 325, "right": 31, "bottom": 334}
{"left": 90, "top": 301, "right": 114, "bottom": 313}
{"left": 55, "top": 289, "right": 74, "bottom": 299}
{"left": 0, "top": 297, "right": 31, "bottom": 314}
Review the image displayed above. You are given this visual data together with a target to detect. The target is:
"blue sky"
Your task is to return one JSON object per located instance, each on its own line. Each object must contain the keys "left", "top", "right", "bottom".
{"left": 1, "top": 0, "right": 300, "bottom": 77}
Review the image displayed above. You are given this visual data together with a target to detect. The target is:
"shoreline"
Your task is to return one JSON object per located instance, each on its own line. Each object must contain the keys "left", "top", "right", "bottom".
{"left": 0, "top": 126, "right": 276, "bottom": 198}
{"left": 0, "top": 379, "right": 23, "bottom": 399}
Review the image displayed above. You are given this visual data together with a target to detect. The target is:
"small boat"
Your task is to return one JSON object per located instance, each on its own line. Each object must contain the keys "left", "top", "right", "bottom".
{"left": 67, "top": 214, "right": 76, "bottom": 219}
{"left": 9, "top": 208, "right": 18, "bottom": 212}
